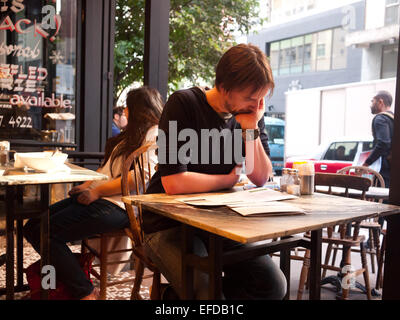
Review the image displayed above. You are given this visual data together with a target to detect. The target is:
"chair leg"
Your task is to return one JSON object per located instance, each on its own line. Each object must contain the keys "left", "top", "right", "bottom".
{"left": 331, "top": 245, "right": 339, "bottom": 267}
{"left": 360, "top": 242, "right": 372, "bottom": 300}
{"left": 81, "top": 239, "right": 87, "bottom": 254}
{"left": 99, "top": 236, "right": 108, "bottom": 300}
{"left": 150, "top": 270, "right": 161, "bottom": 300}
{"left": 372, "top": 228, "right": 381, "bottom": 273}
{"left": 322, "top": 244, "right": 333, "bottom": 279}
{"left": 369, "top": 229, "right": 376, "bottom": 274}
{"left": 131, "top": 259, "right": 144, "bottom": 300}
{"left": 297, "top": 249, "right": 310, "bottom": 300}
{"left": 375, "top": 233, "right": 386, "bottom": 290}
{"left": 341, "top": 246, "right": 352, "bottom": 300}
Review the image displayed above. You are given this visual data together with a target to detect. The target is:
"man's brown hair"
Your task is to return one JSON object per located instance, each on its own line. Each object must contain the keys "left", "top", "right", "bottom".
{"left": 215, "top": 43, "right": 274, "bottom": 97}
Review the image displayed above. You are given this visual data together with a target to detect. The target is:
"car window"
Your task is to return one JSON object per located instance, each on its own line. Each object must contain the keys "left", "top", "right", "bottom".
{"left": 266, "top": 125, "right": 284, "bottom": 144}
{"left": 323, "top": 142, "right": 358, "bottom": 161}
{"left": 362, "top": 141, "right": 373, "bottom": 151}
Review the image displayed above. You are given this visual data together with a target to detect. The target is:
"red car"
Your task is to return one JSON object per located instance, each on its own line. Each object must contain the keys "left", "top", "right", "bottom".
{"left": 285, "top": 136, "right": 374, "bottom": 174}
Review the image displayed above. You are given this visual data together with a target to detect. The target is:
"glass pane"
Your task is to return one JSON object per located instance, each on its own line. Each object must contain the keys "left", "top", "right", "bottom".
{"left": 332, "top": 28, "right": 347, "bottom": 70}
{"left": 303, "top": 33, "right": 317, "bottom": 72}
{"left": 266, "top": 124, "right": 285, "bottom": 143}
{"left": 270, "top": 41, "right": 280, "bottom": 76}
{"left": 382, "top": 44, "right": 399, "bottom": 78}
{"left": 324, "top": 142, "right": 358, "bottom": 161}
{"left": 290, "top": 36, "right": 304, "bottom": 74}
{"left": 316, "top": 30, "right": 332, "bottom": 71}
{"left": 385, "top": 5, "right": 399, "bottom": 26}
{"left": 279, "top": 39, "right": 291, "bottom": 75}
{"left": 386, "top": 0, "right": 399, "bottom": 6}
{"left": 0, "top": 2, "right": 77, "bottom": 143}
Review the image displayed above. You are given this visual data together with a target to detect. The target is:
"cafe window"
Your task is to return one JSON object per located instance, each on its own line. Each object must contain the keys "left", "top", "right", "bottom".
{"left": 385, "top": 0, "right": 400, "bottom": 26}
{"left": 0, "top": 0, "right": 77, "bottom": 144}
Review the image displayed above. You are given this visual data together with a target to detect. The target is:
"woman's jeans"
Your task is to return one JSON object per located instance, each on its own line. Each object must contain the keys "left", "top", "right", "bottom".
{"left": 23, "top": 196, "right": 129, "bottom": 299}
{"left": 144, "top": 227, "right": 287, "bottom": 300}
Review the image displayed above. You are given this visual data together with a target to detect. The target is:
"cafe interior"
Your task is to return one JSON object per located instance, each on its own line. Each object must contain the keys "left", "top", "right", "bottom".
{"left": 1, "top": 0, "right": 400, "bottom": 302}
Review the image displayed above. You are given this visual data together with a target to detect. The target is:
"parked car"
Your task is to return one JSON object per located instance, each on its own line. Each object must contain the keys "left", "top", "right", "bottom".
{"left": 285, "top": 136, "right": 374, "bottom": 174}
{"left": 265, "top": 116, "right": 285, "bottom": 176}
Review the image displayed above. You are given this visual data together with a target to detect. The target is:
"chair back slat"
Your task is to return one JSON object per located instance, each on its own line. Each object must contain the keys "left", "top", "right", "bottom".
{"left": 315, "top": 172, "right": 371, "bottom": 192}
{"left": 336, "top": 165, "right": 385, "bottom": 203}
{"left": 121, "top": 142, "right": 158, "bottom": 246}
{"left": 337, "top": 166, "right": 385, "bottom": 188}
{"left": 314, "top": 172, "right": 371, "bottom": 241}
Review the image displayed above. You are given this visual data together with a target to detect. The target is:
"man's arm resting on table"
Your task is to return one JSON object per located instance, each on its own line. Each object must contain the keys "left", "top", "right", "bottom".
{"left": 245, "top": 137, "right": 273, "bottom": 187}
{"left": 161, "top": 168, "right": 240, "bottom": 195}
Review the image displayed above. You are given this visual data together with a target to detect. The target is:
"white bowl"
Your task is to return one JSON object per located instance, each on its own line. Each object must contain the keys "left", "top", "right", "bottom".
{"left": 14, "top": 152, "right": 68, "bottom": 172}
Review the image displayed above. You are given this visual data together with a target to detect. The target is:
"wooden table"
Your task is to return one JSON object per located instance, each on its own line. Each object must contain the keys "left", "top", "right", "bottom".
{"left": 0, "top": 164, "right": 108, "bottom": 300}
{"left": 122, "top": 191, "right": 400, "bottom": 300}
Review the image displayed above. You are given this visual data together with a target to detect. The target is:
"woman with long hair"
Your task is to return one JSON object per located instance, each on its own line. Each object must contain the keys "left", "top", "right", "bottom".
{"left": 23, "top": 86, "right": 163, "bottom": 300}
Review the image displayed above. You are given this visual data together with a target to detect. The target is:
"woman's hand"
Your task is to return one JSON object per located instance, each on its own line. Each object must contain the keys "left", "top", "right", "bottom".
{"left": 68, "top": 184, "right": 87, "bottom": 196}
{"left": 76, "top": 189, "right": 101, "bottom": 206}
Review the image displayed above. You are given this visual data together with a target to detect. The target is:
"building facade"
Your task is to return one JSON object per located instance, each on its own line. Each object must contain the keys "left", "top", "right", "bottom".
{"left": 249, "top": 0, "right": 399, "bottom": 118}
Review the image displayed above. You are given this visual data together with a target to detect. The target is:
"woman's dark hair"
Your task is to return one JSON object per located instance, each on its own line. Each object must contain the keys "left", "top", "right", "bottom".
{"left": 103, "top": 86, "right": 163, "bottom": 177}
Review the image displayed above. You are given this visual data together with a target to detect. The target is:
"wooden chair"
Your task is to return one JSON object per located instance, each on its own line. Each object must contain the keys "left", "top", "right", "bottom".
{"left": 120, "top": 142, "right": 162, "bottom": 300}
{"left": 336, "top": 166, "right": 385, "bottom": 274}
{"left": 297, "top": 173, "right": 373, "bottom": 300}
{"left": 80, "top": 145, "right": 157, "bottom": 300}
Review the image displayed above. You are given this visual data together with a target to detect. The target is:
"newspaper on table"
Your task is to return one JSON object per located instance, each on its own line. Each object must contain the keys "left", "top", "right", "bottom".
{"left": 179, "top": 187, "right": 305, "bottom": 217}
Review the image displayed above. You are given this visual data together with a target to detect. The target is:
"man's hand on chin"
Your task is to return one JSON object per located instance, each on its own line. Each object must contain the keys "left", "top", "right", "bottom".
{"left": 234, "top": 99, "right": 265, "bottom": 130}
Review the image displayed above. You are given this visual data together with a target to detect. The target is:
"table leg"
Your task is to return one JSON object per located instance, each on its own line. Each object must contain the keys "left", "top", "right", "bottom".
{"left": 40, "top": 184, "right": 50, "bottom": 300}
{"left": 280, "top": 248, "right": 291, "bottom": 300}
{"left": 208, "top": 234, "right": 223, "bottom": 300}
{"left": 382, "top": 214, "right": 400, "bottom": 299}
{"left": 16, "top": 219, "right": 24, "bottom": 288}
{"left": 309, "top": 229, "right": 322, "bottom": 300}
{"left": 5, "top": 186, "right": 16, "bottom": 300}
{"left": 181, "top": 225, "right": 194, "bottom": 300}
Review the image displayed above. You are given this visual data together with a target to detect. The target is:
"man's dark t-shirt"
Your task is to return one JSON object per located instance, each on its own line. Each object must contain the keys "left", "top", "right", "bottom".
{"left": 143, "top": 87, "right": 270, "bottom": 234}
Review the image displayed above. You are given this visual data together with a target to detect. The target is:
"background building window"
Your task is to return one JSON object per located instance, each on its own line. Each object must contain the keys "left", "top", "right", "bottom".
{"left": 385, "top": 0, "right": 400, "bottom": 26}
{"left": 332, "top": 27, "right": 347, "bottom": 70}
{"left": 267, "top": 27, "right": 347, "bottom": 76}
{"left": 290, "top": 36, "right": 304, "bottom": 74}
{"left": 303, "top": 34, "right": 316, "bottom": 72}
{"left": 316, "top": 30, "right": 332, "bottom": 71}
{"left": 270, "top": 41, "right": 280, "bottom": 77}
{"left": 382, "top": 44, "right": 399, "bottom": 78}
{"left": 279, "top": 39, "right": 292, "bottom": 75}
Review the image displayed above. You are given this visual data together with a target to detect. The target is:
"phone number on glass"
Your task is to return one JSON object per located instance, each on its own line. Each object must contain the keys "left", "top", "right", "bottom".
{"left": 0, "top": 115, "right": 33, "bottom": 128}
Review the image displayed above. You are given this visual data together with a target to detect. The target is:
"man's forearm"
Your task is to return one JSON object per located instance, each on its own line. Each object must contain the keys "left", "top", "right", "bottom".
{"left": 161, "top": 171, "right": 238, "bottom": 195}
{"left": 245, "top": 138, "right": 272, "bottom": 186}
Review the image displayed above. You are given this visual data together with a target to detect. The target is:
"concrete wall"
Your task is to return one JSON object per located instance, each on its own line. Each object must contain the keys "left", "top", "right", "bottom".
{"left": 365, "top": 0, "right": 386, "bottom": 30}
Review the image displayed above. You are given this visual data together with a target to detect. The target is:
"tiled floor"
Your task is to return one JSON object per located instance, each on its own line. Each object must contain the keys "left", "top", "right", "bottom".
{"left": 0, "top": 227, "right": 382, "bottom": 300}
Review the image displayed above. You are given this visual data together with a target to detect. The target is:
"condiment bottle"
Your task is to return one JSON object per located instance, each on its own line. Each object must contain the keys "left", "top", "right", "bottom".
{"left": 287, "top": 169, "right": 301, "bottom": 196}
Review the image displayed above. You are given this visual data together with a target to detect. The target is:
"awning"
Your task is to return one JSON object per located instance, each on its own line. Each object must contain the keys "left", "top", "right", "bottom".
{"left": 345, "top": 24, "right": 399, "bottom": 48}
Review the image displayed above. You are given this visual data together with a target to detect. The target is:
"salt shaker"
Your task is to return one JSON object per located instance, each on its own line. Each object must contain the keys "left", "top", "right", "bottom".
{"left": 287, "top": 169, "right": 301, "bottom": 196}
{"left": 280, "top": 168, "right": 289, "bottom": 192}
